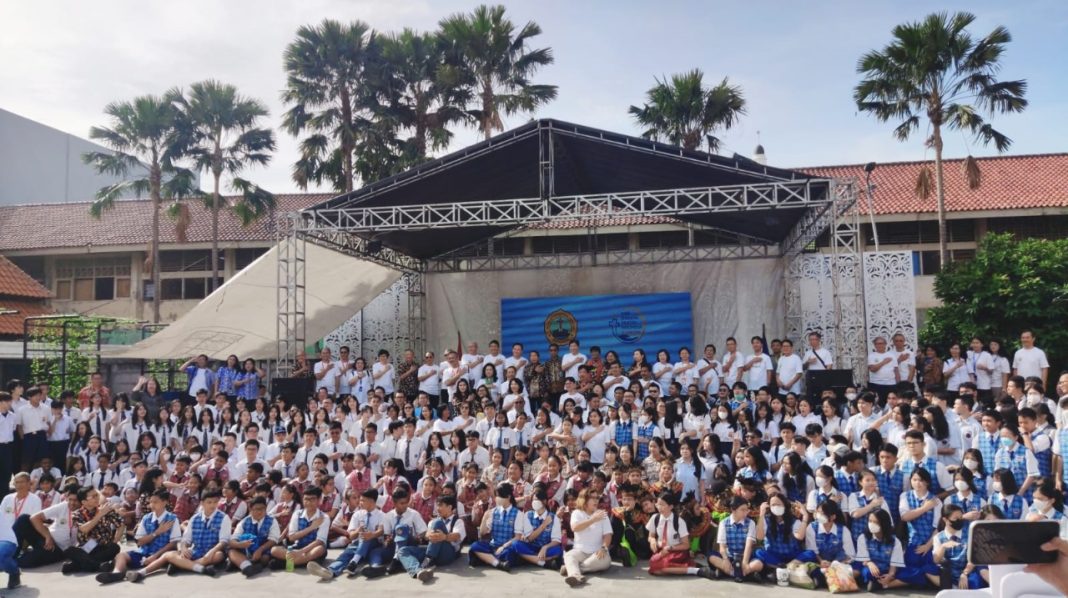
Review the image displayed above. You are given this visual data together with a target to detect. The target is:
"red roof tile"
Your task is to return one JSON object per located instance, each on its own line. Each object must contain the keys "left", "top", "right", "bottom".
{"left": 0, "top": 256, "right": 51, "bottom": 298}
{"left": 0, "top": 299, "right": 53, "bottom": 337}
{"left": 799, "top": 153, "right": 1068, "bottom": 215}
{"left": 0, "top": 194, "right": 331, "bottom": 252}
{"left": 530, "top": 211, "right": 677, "bottom": 230}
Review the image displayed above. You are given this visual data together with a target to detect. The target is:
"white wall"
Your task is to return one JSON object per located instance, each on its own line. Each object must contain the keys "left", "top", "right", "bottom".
{"left": 425, "top": 259, "right": 786, "bottom": 354}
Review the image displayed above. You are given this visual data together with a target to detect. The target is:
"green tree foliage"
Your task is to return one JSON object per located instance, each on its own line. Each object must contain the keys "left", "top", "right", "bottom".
{"left": 922, "top": 233, "right": 1068, "bottom": 372}
{"left": 629, "top": 69, "right": 746, "bottom": 152}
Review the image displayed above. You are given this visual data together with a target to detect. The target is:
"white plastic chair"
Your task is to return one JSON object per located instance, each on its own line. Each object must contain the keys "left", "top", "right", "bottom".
{"left": 936, "top": 565, "right": 1060, "bottom": 598}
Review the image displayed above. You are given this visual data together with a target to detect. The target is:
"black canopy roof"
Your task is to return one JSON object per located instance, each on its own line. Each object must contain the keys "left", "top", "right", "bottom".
{"left": 309, "top": 119, "right": 829, "bottom": 259}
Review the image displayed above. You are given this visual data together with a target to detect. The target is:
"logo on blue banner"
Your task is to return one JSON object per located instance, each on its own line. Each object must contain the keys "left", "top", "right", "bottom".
{"left": 543, "top": 309, "right": 578, "bottom": 345}
{"left": 608, "top": 308, "right": 646, "bottom": 344}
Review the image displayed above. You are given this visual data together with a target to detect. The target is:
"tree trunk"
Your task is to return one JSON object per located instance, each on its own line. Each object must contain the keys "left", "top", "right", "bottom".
{"left": 340, "top": 88, "right": 354, "bottom": 192}
{"left": 149, "top": 164, "right": 162, "bottom": 324}
{"left": 933, "top": 124, "right": 948, "bottom": 269}
{"left": 482, "top": 82, "right": 494, "bottom": 141}
{"left": 211, "top": 170, "right": 221, "bottom": 292}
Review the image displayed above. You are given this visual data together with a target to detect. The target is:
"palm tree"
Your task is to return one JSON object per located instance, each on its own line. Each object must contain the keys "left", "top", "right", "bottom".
{"left": 379, "top": 28, "right": 472, "bottom": 163}
{"left": 83, "top": 95, "right": 196, "bottom": 323}
{"left": 855, "top": 11, "right": 1027, "bottom": 266}
{"left": 628, "top": 69, "right": 746, "bottom": 152}
{"left": 439, "top": 4, "right": 557, "bottom": 140}
{"left": 172, "top": 80, "right": 276, "bottom": 292}
{"left": 282, "top": 19, "right": 377, "bottom": 192}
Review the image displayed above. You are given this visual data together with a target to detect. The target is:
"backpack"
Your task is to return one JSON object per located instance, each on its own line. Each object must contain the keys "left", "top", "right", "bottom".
{"left": 653, "top": 511, "right": 680, "bottom": 539}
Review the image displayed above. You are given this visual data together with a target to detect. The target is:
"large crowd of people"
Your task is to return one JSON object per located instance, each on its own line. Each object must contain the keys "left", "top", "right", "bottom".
{"left": 0, "top": 330, "right": 1066, "bottom": 593}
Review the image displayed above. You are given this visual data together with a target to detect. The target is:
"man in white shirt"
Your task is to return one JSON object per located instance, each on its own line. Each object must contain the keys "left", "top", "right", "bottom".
{"left": 721, "top": 337, "right": 742, "bottom": 387}
{"left": 335, "top": 346, "right": 354, "bottom": 397}
{"left": 741, "top": 337, "right": 773, "bottom": 390}
{"left": 355, "top": 425, "right": 386, "bottom": 477}
{"left": 775, "top": 339, "right": 804, "bottom": 396}
{"left": 867, "top": 337, "right": 897, "bottom": 404}
{"left": 460, "top": 342, "right": 484, "bottom": 385}
{"left": 967, "top": 337, "right": 995, "bottom": 401}
{"left": 456, "top": 433, "right": 490, "bottom": 472}
{"left": 441, "top": 351, "right": 467, "bottom": 402}
{"left": 230, "top": 440, "right": 269, "bottom": 480}
{"left": 601, "top": 362, "right": 630, "bottom": 398}
{"left": 803, "top": 331, "right": 833, "bottom": 371}
{"left": 562, "top": 340, "right": 587, "bottom": 382}
{"left": 314, "top": 348, "right": 339, "bottom": 397}
{"left": 395, "top": 419, "right": 425, "bottom": 483}
{"left": 484, "top": 340, "right": 506, "bottom": 383}
{"left": 18, "top": 485, "right": 80, "bottom": 568}
{"left": 504, "top": 343, "right": 528, "bottom": 383}
{"left": 180, "top": 354, "right": 215, "bottom": 399}
{"left": 696, "top": 344, "right": 721, "bottom": 395}
{"left": 890, "top": 333, "right": 915, "bottom": 389}
{"left": 0, "top": 473, "right": 42, "bottom": 586}
{"left": 16, "top": 387, "right": 50, "bottom": 471}
{"left": 372, "top": 350, "right": 396, "bottom": 396}
{"left": 417, "top": 352, "right": 441, "bottom": 400}
{"left": 1012, "top": 329, "right": 1049, "bottom": 387}
{"left": 558, "top": 379, "right": 587, "bottom": 412}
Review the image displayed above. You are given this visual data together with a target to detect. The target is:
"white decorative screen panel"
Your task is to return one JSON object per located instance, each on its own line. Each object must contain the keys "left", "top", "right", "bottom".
{"left": 863, "top": 251, "right": 918, "bottom": 355}
{"left": 323, "top": 276, "right": 411, "bottom": 361}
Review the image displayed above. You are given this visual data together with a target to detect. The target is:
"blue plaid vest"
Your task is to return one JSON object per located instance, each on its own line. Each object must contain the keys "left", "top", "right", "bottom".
{"left": 864, "top": 535, "right": 895, "bottom": 573}
{"left": 876, "top": 468, "right": 904, "bottom": 521}
{"left": 900, "top": 457, "right": 942, "bottom": 493}
{"left": 972, "top": 474, "right": 988, "bottom": 500}
{"left": 848, "top": 494, "right": 874, "bottom": 544}
{"left": 526, "top": 511, "right": 555, "bottom": 547}
{"left": 1032, "top": 430, "right": 1053, "bottom": 478}
{"left": 990, "top": 492, "right": 1026, "bottom": 520}
{"left": 1060, "top": 430, "right": 1068, "bottom": 484}
{"left": 810, "top": 522, "right": 847, "bottom": 561}
{"left": 738, "top": 466, "right": 770, "bottom": 484}
{"left": 291, "top": 510, "right": 319, "bottom": 549}
{"left": 190, "top": 510, "right": 226, "bottom": 559}
{"left": 1028, "top": 506, "right": 1065, "bottom": 521}
{"left": 614, "top": 420, "right": 634, "bottom": 448}
{"left": 946, "top": 493, "right": 982, "bottom": 537}
{"left": 636, "top": 423, "right": 657, "bottom": 460}
{"left": 977, "top": 431, "right": 1000, "bottom": 474}
{"left": 138, "top": 512, "right": 177, "bottom": 556}
{"left": 489, "top": 506, "right": 519, "bottom": 547}
{"left": 936, "top": 530, "right": 967, "bottom": 577}
{"left": 722, "top": 517, "right": 750, "bottom": 558}
{"left": 904, "top": 491, "right": 935, "bottom": 546}
{"left": 763, "top": 517, "right": 801, "bottom": 560}
{"left": 994, "top": 444, "right": 1031, "bottom": 498}
{"left": 835, "top": 471, "right": 860, "bottom": 496}
{"left": 241, "top": 515, "right": 275, "bottom": 553}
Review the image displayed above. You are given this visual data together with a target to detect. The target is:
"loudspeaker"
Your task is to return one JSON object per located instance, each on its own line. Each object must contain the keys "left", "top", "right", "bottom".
{"left": 270, "top": 377, "right": 314, "bottom": 411}
{"left": 806, "top": 369, "right": 854, "bottom": 401}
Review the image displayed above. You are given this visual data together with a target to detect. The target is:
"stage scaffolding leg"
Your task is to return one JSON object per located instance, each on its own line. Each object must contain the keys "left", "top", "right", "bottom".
{"left": 276, "top": 215, "right": 306, "bottom": 377}
{"left": 405, "top": 269, "right": 427, "bottom": 358}
{"left": 829, "top": 180, "right": 866, "bottom": 385}
{"left": 784, "top": 253, "right": 803, "bottom": 345}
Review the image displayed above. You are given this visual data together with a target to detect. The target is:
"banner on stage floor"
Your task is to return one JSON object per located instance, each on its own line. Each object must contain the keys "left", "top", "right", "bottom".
{"left": 500, "top": 292, "right": 693, "bottom": 358}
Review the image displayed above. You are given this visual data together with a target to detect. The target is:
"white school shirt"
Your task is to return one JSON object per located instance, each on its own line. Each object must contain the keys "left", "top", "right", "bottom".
{"left": 347, "top": 508, "right": 386, "bottom": 533}
{"left": 563, "top": 352, "right": 587, "bottom": 381}
{"left": 855, "top": 535, "right": 904, "bottom": 568}
{"left": 890, "top": 347, "right": 915, "bottom": 383}
{"left": 336, "top": 359, "right": 353, "bottom": 395}
{"left": 943, "top": 358, "right": 970, "bottom": 392}
{"left": 47, "top": 412, "right": 74, "bottom": 441}
{"left": 745, "top": 353, "right": 773, "bottom": 389}
{"left": 645, "top": 512, "right": 689, "bottom": 548}
{"left": 803, "top": 347, "right": 833, "bottom": 371}
{"left": 804, "top": 522, "right": 856, "bottom": 558}
{"left": 16, "top": 402, "right": 50, "bottom": 434}
{"left": 583, "top": 425, "right": 610, "bottom": 463}
{"left": 235, "top": 514, "right": 281, "bottom": 543}
{"left": 136, "top": 510, "right": 182, "bottom": 544}
{"left": 0, "top": 493, "right": 42, "bottom": 542}
{"left": 518, "top": 509, "right": 563, "bottom": 542}
{"left": 417, "top": 364, "right": 441, "bottom": 396}
{"left": 776, "top": 353, "right": 804, "bottom": 394}
{"left": 715, "top": 515, "right": 756, "bottom": 547}
{"left": 484, "top": 427, "right": 516, "bottom": 452}
{"left": 460, "top": 353, "right": 483, "bottom": 384}
{"left": 181, "top": 511, "right": 233, "bottom": 546}
{"left": 991, "top": 356, "right": 1011, "bottom": 387}
{"left": 372, "top": 362, "right": 395, "bottom": 395}
{"left": 314, "top": 361, "right": 339, "bottom": 395}
{"left": 289, "top": 508, "right": 330, "bottom": 543}
{"left": 966, "top": 350, "right": 994, "bottom": 390}
{"left": 384, "top": 507, "right": 428, "bottom": 538}
{"left": 0, "top": 411, "right": 17, "bottom": 443}
{"left": 40, "top": 501, "right": 78, "bottom": 550}
{"left": 867, "top": 351, "right": 896, "bottom": 385}
{"left": 504, "top": 356, "right": 528, "bottom": 382}
{"left": 1012, "top": 347, "right": 1049, "bottom": 379}
{"left": 697, "top": 358, "right": 721, "bottom": 394}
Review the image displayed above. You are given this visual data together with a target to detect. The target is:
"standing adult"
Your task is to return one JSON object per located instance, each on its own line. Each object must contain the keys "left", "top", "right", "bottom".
{"left": 314, "top": 348, "right": 339, "bottom": 397}
{"left": 77, "top": 372, "right": 112, "bottom": 410}
{"left": 890, "top": 334, "right": 916, "bottom": 392}
{"left": 1013, "top": 329, "right": 1050, "bottom": 389}
{"left": 776, "top": 340, "right": 804, "bottom": 397}
{"left": 180, "top": 356, "right": 215, "bottom": 400}
{"left": 867, "top": 337, "right": 897, "bottom": 404}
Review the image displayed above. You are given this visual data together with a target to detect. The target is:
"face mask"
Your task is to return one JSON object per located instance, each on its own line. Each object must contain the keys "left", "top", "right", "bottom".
{"left": 845, "top": 393, "right": 857, "bottom": 401}
{"left": 734, "top": 393, "right": 745, "bottom": 401}
{"left": 815, "top": 513, "right": 829, "bottom": 525}
{"left": 954, "top": 480, "right": 970, "bottom": 492}
{"left": 867, "top": 522, "right": 881, "bottom": 535}
{"left": 991, "top": 481, "right": 1003, "bottom": 494}
{"left": 639, "top": 415, "right": 649, "bottom": 425}
{"left": 815, "top": 476, "right": 829, "bottom": 488}
{"left": 718, "top": 411, "right": 729, "bottom": 420}
{"left": 531, "top": 500, "right": 544, "bottom": 512}
{"left": 1000, "top": 437, "right": 1014, "bottom": 449}
{"left": 945, "top": 519, "right": 961, "bottom": 532}
{"left": 770, "top": 504, "right": 785, "bottom": 517}
{"left": 1027, "top": 394, "right": 1042, "bottom": 404}
{"left": 495, "top": 497, "right": 510, "bottom": 508}
{"left": 1032, "top": 499, "right": 1050, "bottom": 512}
{"left": 963, "top": 459, "right": 979, "bottom": 471}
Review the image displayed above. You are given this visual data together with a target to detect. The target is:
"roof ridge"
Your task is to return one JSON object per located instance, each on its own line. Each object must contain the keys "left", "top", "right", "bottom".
{"left": 797, "top": 152, "right": 1068, "bottom": 171}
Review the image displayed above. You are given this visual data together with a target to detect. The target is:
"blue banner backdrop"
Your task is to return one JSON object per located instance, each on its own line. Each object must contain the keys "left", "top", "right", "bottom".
{"left": 500, "top": 292, "right": 694, "bottom": 358}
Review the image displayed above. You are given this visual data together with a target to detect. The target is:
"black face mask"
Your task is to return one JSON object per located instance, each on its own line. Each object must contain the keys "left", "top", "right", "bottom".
{"left": 945, "top": 519, "right": 962, "bottom": 531}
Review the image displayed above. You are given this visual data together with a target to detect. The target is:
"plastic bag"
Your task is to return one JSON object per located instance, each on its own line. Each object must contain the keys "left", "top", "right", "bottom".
{"left": 786, "top": 559, "right": 817, "bottom": 590}
{"left": 825, "top": 560, "right": 859, "bottom": 593}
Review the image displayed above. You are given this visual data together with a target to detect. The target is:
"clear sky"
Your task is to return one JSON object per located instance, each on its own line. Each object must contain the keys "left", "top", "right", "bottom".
{"left": 1, "top": 0, "right": 1065, "bottom": 194}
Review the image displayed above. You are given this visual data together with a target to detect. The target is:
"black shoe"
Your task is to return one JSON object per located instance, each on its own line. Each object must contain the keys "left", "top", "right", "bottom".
{"left": 61, "top": 561, "right": 77, "bottom": 575}
{"left": 697, "top": 566, "right": 715, "bottom": 580}
{"left": 167, "top": 563, "right": 179, "bottom": 576}
{"left": 268, "top": 558, "right": 286, "bottom": 571}
{"left": 362, "top": 565, "right": 386, "bottom": 579}
{"left": 243, "top": 563, "right": 264, "bottom": 578}
{"left": 867, "top": 579, "right": 883, "bottom": 593}
{"left": 416, "top": 568, "right": 434, "bottom": 582}
{"left": 386, "top": 559, "right": 404, "bottom": 575}
{"left": 7, "top": 571, "right": 20, "bottom": 589}
{"left": 202, "top": 565, "right": 218, "bottom": 577}
{"left": 99, "top": 560, "right": 114, "bottom": 573}
{"left": 344, "top": 561, "right": 366, "bottom": 577}
{"left": 495, "top": 560, "right": 511, "bottom": 573}
{"left": 95, "top": 571, "right": 124, "bottom": 585}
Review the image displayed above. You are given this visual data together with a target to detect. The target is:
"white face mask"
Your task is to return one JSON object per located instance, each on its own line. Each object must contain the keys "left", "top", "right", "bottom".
{"left": 845, "top": 393, "right": 857, "bottom": 401}
{"left": 954, "top": 480, "right": 970, "bottom": 492}
{"left": 815, "top": 476, "right": 830, "bottom": 489}
{"left": 770, "top": 504, "right": 785, "bottom": 517}
{"left": 717, "top": 411, "right": 729, "bottom": 420}
{"left": 531, "top": 500, "right": 545, "bottom": 512}
{"left": 639, "top": 415, "right": 649, "bottom": 425}
{"left": 1032, "top": 498, "right": 1050, "bottom": 512}
{"left": 963, "top": 459, "right": 979, "bottom": 471}
{"left": 1027, "top": 394, "right": 1043, "bottom": 404}
{"left": 867, "top": 522, "right": 881, "bottom": 535}
{"left": 495, "top": 497, "right": 510, "bottom": 508}
{"left": 991, "top": 481, "right": 1003, "bottom": 494}
{"left": 815, "top": 513, "right": 829, "bottom": 525}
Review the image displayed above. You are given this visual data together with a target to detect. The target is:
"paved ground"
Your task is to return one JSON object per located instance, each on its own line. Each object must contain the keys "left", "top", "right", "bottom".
{"left": 4, "top": 555, "right": 934, "bottom": 598}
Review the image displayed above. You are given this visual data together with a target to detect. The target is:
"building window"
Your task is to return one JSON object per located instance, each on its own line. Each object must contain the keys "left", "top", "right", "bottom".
{"left": 987, "top": 215, "right": 1068, "bottom": 240}
{"left": 159, "top": 277, "right": 223, "bottom": 300}
{"left": 160, "top": 250, "right": 222, "bottom": 273}
{"left": 234, "top": 248, "right": 268, "bottom": 270}
{"left": 638, "top": 230, "right": 689, "bottom": 249}
{"left": 54, "top": 257, "right": 130, "bottom": 301}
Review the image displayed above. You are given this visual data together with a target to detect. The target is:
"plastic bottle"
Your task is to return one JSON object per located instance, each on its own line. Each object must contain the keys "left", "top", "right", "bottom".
{"left": 285, "top": 549, "right": 295, "bottom": 572}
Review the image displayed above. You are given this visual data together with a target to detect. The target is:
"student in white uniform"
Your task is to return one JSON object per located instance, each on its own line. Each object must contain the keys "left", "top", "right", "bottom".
{"left": 696, "top": 344, "right": 721, "bottom": 396}
{"left": 372, "top": 350, "right": 395, "bottom": 396}
{"left": 741, "top": 337, "right": 773, "bottom": 390}
{"left": 562, "top": 341, "right": 587, "bottom": 382}
{"left": 776, "top": 340, "right": 804, "bottom": 396}
{"left": 966, "top": 337, "right": 995, "bottom": 402}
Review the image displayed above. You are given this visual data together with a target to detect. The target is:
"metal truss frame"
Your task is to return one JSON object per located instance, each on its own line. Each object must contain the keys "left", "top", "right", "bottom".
{"left": 276, "top": 213, "right": 306, "bottom": 377}
{"left": 427, "top": 243, "right": 776, "bottom": 273}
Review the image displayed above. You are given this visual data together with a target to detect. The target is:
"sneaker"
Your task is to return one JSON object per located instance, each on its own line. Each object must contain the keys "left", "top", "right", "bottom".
{"left": 387, "top": 559, "right": 405, "bottom": 575}
{"left": 167, "top": 563, "right": 179, "bottom": 576}
{"left": 99, "top": 560, "right": 115, "bottom": 573}
{"left": 362, "top": 565, "right": 386, "bottom": 579}
{"left": 559, "top": 564, "right": 568, "bottom": 577}
{"left": 202, "top": 565, "right": 218, "bottom": 577}
{"left": 345, "top": 562, "right": 366, "bottom": 578}
{"left": 268, "top": 558, "right": 286, "bottom": 571}
{"left": 61, "top": 561, "right": 77, "bottom": 575}
{"left": 242, "top": 563, "right": 264, "bottom": 578}
{"left": 7, "top": 571, "right": 20, "bottom": 589}
{"left": 95, "top": 571, "right": 125, "bottom": 585}
{"left": 565, "top": 575, "right": 586, "bottom": 587}
{"left": 866, "top": 579, "right": 883, "bottom": 593}
{"left": 416, "top": 568, "right": 434, "bottom": 583}
{"left": 494, "top": 560, "right": 511, "bottom": 573}
{"left": 697, "top": 566, "right": 716, "bottom": 580}
{"left": 307, "top": 561, "right": 335, "bottom": 581}
{"left": 125, "top": 570, "right": 145, "bottom": 583}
